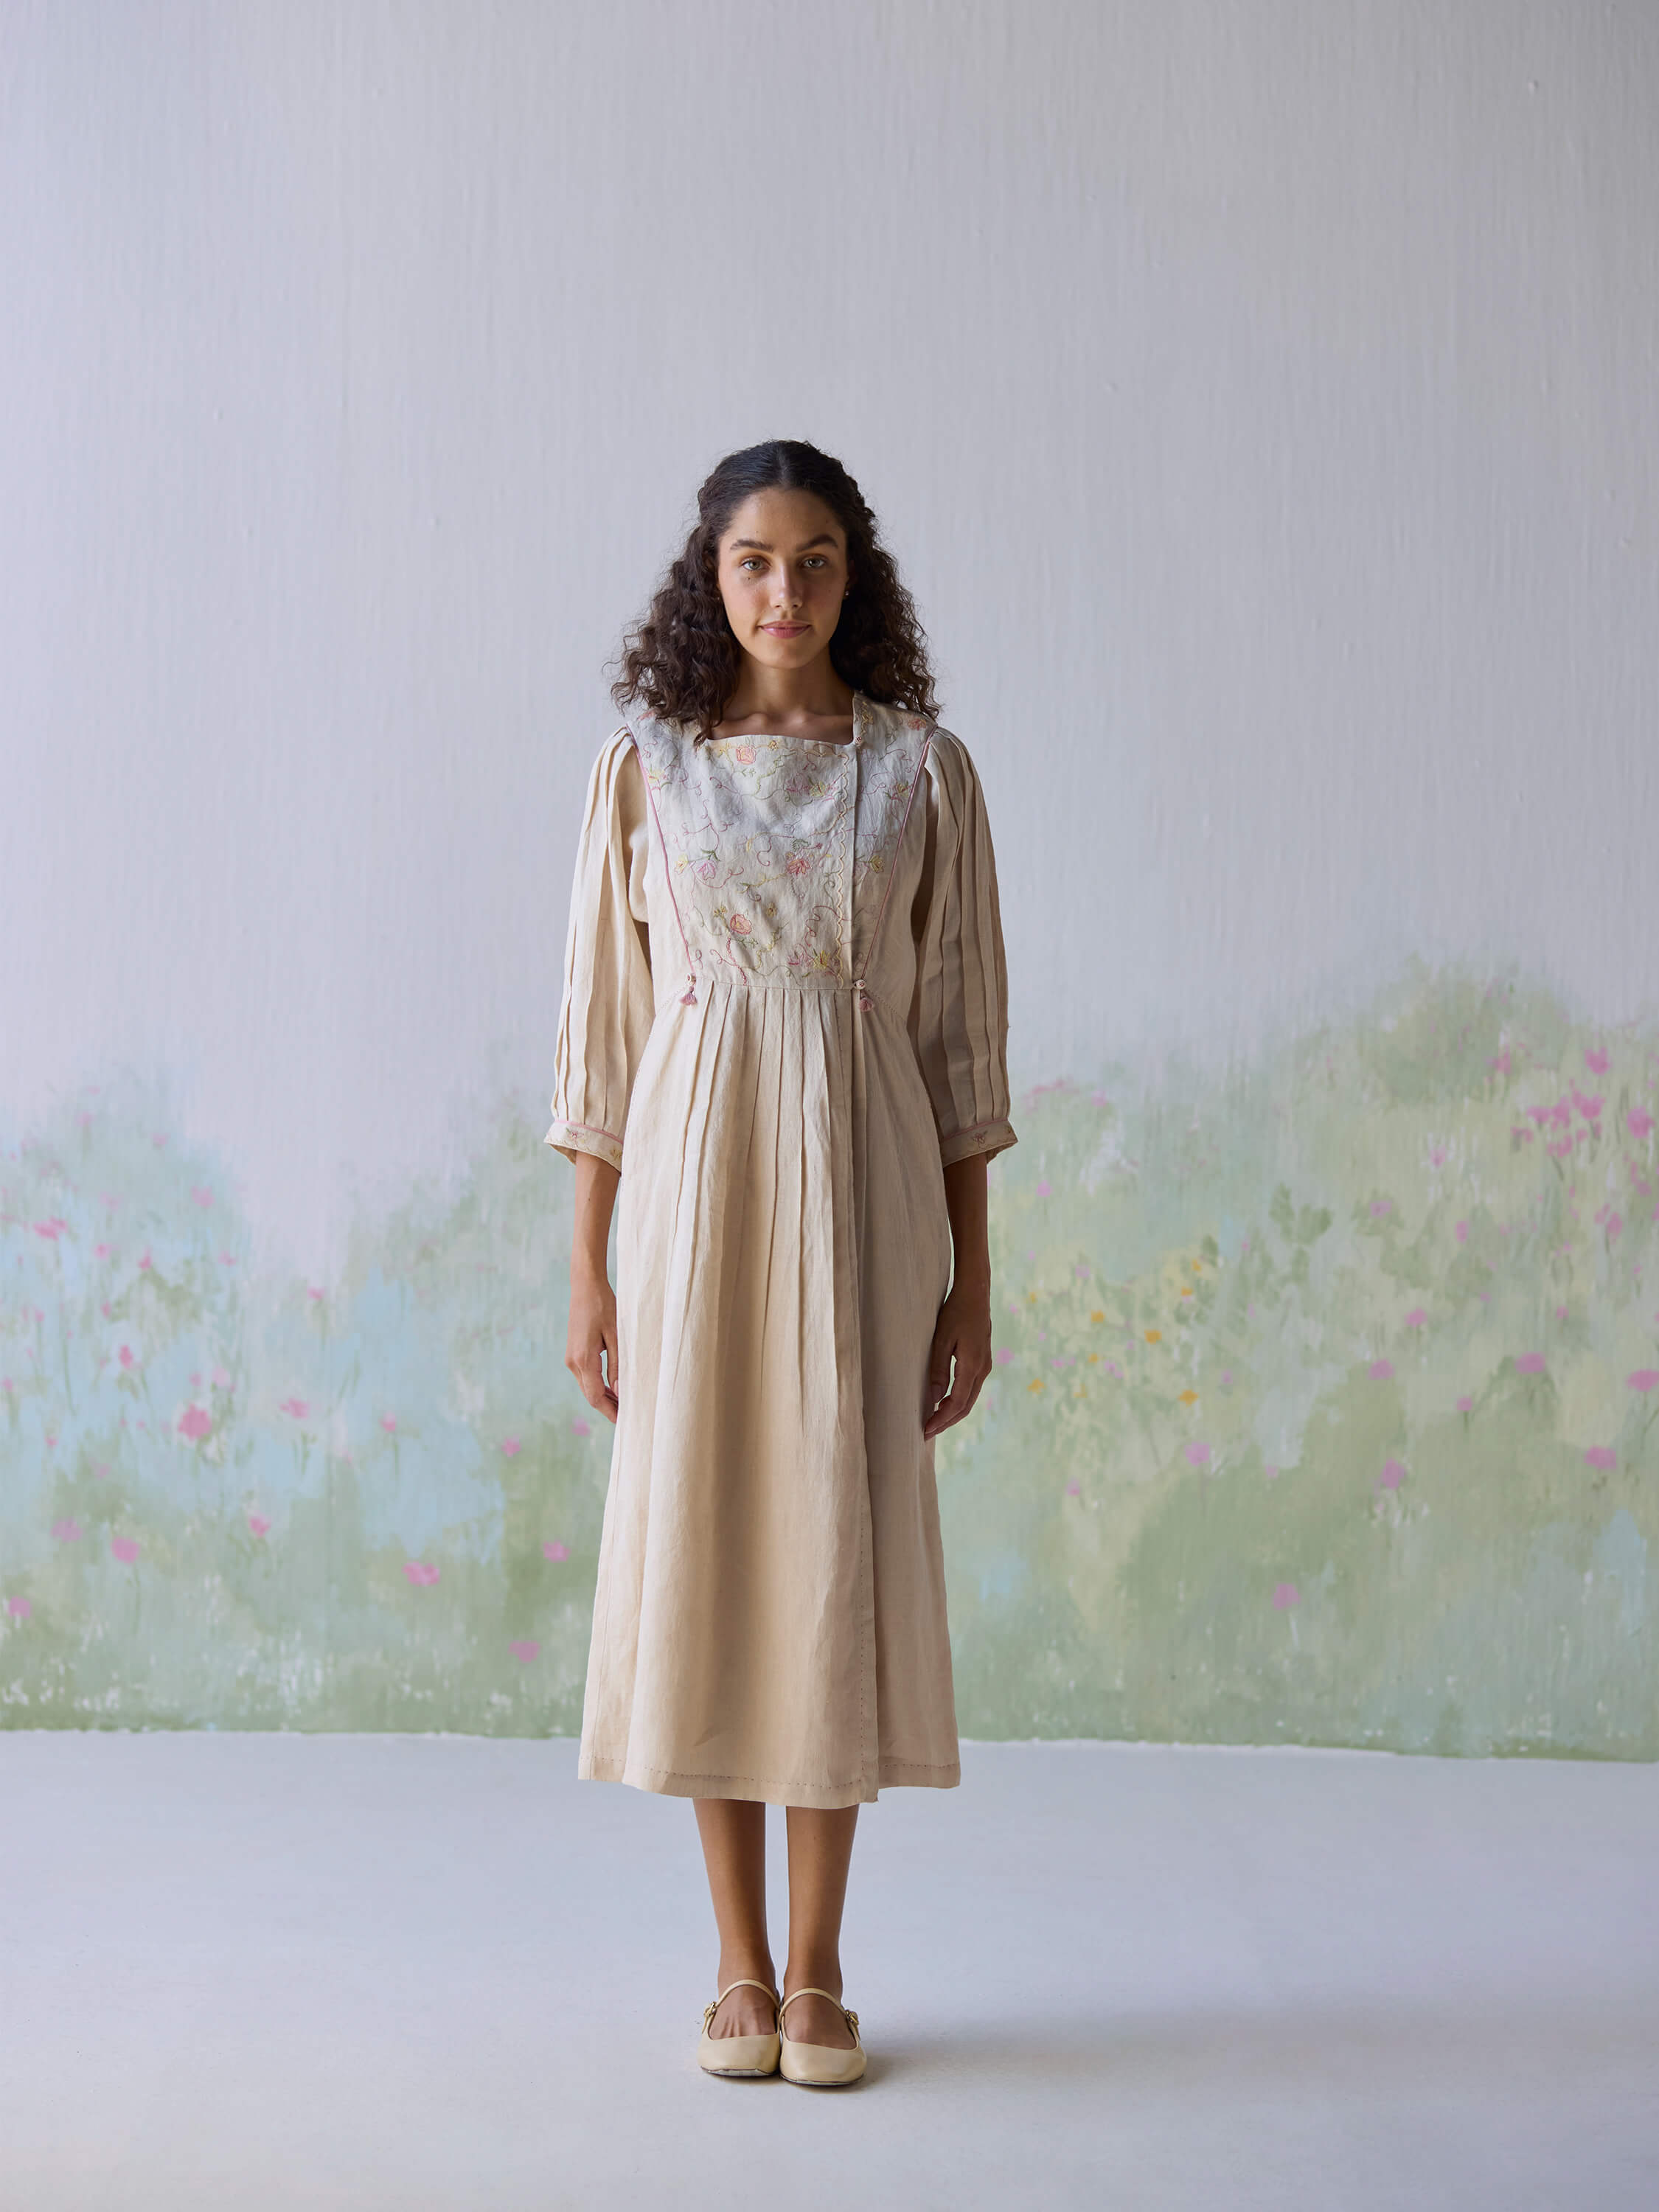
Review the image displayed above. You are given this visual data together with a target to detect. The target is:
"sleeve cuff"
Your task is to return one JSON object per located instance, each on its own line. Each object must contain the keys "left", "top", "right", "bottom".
{"left": 544, "top": 1120, "right": 625, "bottom": 1172}
{"left": 939, "top": 1118, "right": 1018, "bottom": 1167}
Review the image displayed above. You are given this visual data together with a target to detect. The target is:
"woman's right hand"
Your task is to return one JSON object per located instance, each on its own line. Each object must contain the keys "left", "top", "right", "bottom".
{"left": 567, "top": 1263, "right": 621, "bottom": 1423}
{"left": 567, "top": 1150, "right": 624, "bottom": 1422}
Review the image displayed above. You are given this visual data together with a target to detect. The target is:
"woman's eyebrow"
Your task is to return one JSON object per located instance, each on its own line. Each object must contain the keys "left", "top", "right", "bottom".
{"left": 728, "top": 535, "right": 839, "bottom": 552}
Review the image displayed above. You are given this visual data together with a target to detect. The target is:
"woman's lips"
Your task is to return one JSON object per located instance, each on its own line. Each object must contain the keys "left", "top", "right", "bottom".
{"left": 762, "top": 622, "right": 809, "bottom": 636}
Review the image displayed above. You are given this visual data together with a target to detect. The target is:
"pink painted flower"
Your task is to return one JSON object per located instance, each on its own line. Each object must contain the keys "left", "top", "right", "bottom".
{"left": 1184, "top": 1441, "right": 1211, "bottom": 1466}
{"left": 509, "top": 1639, "right": 540, "bottom": 1663}
{"left": 111, "top": 1537, "right": 140, "bottom": 1564}
{"left": 500, "top": 1436, "right": 521, "bottom": 1458}
{"left": 192, "top": 1185, "right": 215, "bottom": 1207}
{"left": 1368, "top": 1359, "right": 1394, "bottom": 1381}
{"left": 403, "top": 1560, "right": 440, "bottom": 1586}
{"left": 1489, "top": 1051, "right": 1511, "bottom": 1076}
{"left": 1036, "top": 1179, "right": 1051, "bottom": 1196}
{"left": 1272, "top": 1582, "right": 1298, "bottom": 1609}
{"left": 1515, "top": 1352, "right": 1547, "bottom": 1375}
{"left": 279, "top": 1397, "right": 310, "bottom": 1419}
{"left": 307, "top": 1286, "right": 325, "bottom": 1302}
{"left": 1585, "top": 1046, "right": 1610, "bottom": 1076}
{"left": 1454, "top": 1220, "right": 1469, "bottom": 1243}
{"left": 7, "top": 1595, "right": 31, "bottom": 1618}
{"left": 32, "top": 1220, "right": 63, "bottom": 1240}
{"left": 1627, "top": 1370, "right": 1659, "bottom": 1394}
{"left": 1405, "top": 1307, "right": 1427, "bottom": 1328}
{"left": 1370, "top": 1200, "right": 1392, "bottom": 1217}
{"left": 247, "top": 1512, "right": 271, "bottom": 1537}
{"left": 1380, "top": 1458, "right": 1405, "bottom": 1489}
{"left": 380, "top": 1413, "right": 397, "bottom": 1433}
{"left": 52, "top": 1519, "right": 82, "bottom": 1543}
{"left": 212, "top": 1366, "right": 232, "bottom": 1389}
{"left": 1065, "top": 1478, "right": 1082, "bottom": 1495}
{"left": 543, "top": 1540, "right": 570, "bottom": 1563}
{"left": 119, "top": 1345, "right": 134, "bottom": 1369}
{"left": 1456, "top": 1394, "right": 1474, "bottom": 1413}
{"left": 571, "top": 1418, "right": 591, "bottom": 1437}
{"left": 1630, "top": 1107, "right": 1654, "bottom": 1141}
{"left": 138, "top": 1251, "right": 152, "bottom": 1270}
{"left": 1265, "top": 1464, "right": 1279, "bottom": 1480}
{"left": 177, "top": 1404, "right": 212, "bottom": 1441}
{"left": 1584, "top": 1447, "right": 1616, "bottom": 1471}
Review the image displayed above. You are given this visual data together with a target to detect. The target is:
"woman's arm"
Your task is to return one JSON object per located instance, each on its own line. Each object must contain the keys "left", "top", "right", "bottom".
{"left": 923, "top": 1150, "right": 992, "bottom": 1439}
{"left": 567, "top": 1151, "right": 623, "bottom": 1423}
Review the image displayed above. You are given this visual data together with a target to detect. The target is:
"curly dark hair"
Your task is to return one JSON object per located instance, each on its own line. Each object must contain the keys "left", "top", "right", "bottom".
{"left": 610, "top": 439, "right": 939, "bottom": 742}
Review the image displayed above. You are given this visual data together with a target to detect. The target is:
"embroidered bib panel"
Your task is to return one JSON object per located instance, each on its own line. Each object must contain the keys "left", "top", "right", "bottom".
{"left": 628, "top": 695, "right": 932, "bottom": 1003}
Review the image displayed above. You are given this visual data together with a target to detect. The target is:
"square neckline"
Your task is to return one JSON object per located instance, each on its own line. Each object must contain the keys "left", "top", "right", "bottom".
{"left": 708, "top": 692, "right": 865, "bottom": 749}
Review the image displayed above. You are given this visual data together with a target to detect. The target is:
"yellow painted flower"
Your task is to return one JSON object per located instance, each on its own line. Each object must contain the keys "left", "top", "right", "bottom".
{"left": 1090, "top": 1309, "right": 1105, "bottom": 1324}
{"left": 1144, "top": 1329, "right": 1161, "bottom": 1343}
{"left": 1179, "top": 1388, "right": 1197, "bottom": 1405}
{"left": 1028, "top": 1377, "right": 1046, "bottom": 1394}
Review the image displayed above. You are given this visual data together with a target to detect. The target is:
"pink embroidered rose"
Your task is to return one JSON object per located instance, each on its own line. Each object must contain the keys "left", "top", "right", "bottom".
{"left": 728, "top": 914, "right": 752, "bottom": 936}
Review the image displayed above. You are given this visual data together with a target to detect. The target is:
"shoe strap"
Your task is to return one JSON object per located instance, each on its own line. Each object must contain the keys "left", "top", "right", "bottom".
{"left": 703, "top": 1978, "right": 781, "bottom": 2031}
{"left": 778, "top": 1986, "right": 860, "bottom": 2042}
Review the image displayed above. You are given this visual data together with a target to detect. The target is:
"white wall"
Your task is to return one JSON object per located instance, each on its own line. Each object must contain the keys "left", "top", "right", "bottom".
{"left": 4, "top": 0, "right": 1655, "bottom": 1280}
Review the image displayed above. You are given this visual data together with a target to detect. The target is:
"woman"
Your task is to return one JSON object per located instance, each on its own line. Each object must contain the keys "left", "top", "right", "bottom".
{"left": 546, "top": 439, "right": 1016, "bottom": 2087}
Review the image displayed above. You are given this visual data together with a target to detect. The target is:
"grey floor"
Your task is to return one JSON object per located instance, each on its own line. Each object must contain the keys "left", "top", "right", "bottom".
{"left": 2, "top": 1733, "right": 1655, "bottom": 2210}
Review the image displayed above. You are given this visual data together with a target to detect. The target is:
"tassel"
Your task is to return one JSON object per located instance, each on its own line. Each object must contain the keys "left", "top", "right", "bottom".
{"left": 681, "top": 980, "right": 698, "bottom": 1005}
{"left": 857, "top": 980, "right": 874, "bottom": 1012}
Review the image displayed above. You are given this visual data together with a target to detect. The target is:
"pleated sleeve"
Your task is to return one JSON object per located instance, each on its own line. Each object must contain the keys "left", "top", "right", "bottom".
{"left": 544, "top": 729, "right": 654, "bottom": 1172}
{"left": 908, "top": 727, "right": 1018, "bottom": 1167}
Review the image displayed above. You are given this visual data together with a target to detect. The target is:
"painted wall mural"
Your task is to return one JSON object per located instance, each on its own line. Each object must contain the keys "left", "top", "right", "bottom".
{"left": 1, "top": 958, "right": 1653, "bottom": 1755}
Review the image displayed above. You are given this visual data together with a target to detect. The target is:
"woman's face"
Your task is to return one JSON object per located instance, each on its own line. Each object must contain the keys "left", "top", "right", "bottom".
{"left": 715, "top": 489, "right": 852, "bottom": 673}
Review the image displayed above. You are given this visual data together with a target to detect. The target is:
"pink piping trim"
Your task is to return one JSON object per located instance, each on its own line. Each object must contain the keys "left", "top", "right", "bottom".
{"left": 553, "top": 1119, "right": 625, "bottom": 1146}
{"left": 854, "top": 729, "right": 933, "bottom": 1007}
{"left": 626, "top": 724, "right": 701, "bottom": 1003}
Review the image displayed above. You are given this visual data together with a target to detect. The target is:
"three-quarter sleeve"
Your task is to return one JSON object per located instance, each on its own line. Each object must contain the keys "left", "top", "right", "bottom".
{"left": 545, "top": 729, "right": 654, "bottom": 1172}
{"left": 908, "top": 728, "right": 1018, "bottom": 1167}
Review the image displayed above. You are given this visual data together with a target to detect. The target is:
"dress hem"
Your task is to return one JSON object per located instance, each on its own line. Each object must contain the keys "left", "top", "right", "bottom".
{"left": 577, "top": 1748, "right": 961, "bottom": 1808}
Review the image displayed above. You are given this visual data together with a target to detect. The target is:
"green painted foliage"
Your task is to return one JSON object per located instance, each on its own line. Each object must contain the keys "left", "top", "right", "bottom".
{"left": 2, "top": 960, "right": 1655, "bottom": 1753}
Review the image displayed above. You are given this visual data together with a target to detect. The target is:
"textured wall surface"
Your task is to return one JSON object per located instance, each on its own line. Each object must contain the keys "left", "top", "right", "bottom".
{"left": 4, "top": 3, "right": 1657, "bottom": 1747}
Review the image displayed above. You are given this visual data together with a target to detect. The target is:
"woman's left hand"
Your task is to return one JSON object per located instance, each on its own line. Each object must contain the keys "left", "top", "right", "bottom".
{"left": 923, "top": 1273, "right": 992, "bottom": 1438}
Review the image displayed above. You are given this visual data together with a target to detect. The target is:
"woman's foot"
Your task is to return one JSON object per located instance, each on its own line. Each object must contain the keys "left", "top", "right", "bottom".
{"left": 707, "top": 1971, "right": 779, "bottom": 2038}
{"left": 780, "top": 1975, "right": 858, "bottom": 2048}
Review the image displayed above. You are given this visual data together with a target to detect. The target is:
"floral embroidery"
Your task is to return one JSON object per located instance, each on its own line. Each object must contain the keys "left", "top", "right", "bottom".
{"left": 629, "top": 698, "right": 931, "bottom": 992}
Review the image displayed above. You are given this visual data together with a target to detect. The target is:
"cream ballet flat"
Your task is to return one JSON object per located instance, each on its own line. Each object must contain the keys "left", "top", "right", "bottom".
{"left": 696, "top": 1978, "right": 782, "bottom": 2078}
{"left": 777, "top": 1986, "right": 867, "bottom": 2087}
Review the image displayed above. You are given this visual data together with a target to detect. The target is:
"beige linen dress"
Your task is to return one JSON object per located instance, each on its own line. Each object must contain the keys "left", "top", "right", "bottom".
{"left": 546, "top": 690, "right": 1016, "bottom": 1808}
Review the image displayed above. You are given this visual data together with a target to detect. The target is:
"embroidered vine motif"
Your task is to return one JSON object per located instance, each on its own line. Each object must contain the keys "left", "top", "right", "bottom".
{"left": 629, "top": 699, "right": 931, "bottom": 990}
